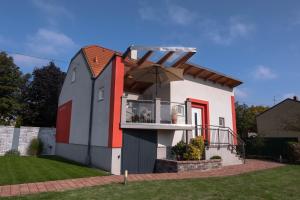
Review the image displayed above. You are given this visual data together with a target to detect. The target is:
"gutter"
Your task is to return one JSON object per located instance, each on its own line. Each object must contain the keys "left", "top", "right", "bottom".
{"left": 86, "top": 77, "right": 96, "bottom": 166}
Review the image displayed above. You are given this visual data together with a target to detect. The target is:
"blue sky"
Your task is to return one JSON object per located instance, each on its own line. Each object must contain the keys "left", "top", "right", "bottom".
{"left": 1, "top": 0, "right": 300, "bottom": 106}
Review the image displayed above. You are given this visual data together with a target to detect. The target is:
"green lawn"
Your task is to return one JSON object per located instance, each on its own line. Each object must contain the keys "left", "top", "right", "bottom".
{"left": 3, "top": 165, "right": 300, "bottom": 200}
{"left": 0, "top": 156, "right": 107, "bottom": 186}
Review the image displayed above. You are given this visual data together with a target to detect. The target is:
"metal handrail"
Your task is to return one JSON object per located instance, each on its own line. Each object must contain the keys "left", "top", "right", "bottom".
{"left": 196, "top": 124, "right": 246, "bottom": 163}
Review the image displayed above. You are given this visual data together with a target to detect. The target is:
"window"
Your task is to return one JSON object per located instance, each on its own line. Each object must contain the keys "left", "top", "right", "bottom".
{"left": 71, "top": 68, "right": 76, "bottom": 83}
{"left": 98, "top": 88, "right": 104, "bottom": 101}
{"left": 219, "top": 117, "right": 225, "bottom": 127}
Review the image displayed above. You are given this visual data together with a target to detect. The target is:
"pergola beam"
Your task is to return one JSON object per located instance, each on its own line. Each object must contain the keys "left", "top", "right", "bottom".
{"left": 183, "top": 66, "right": 193, "bottom": 74}
{"left": 137, "top": 50, "right": 153, "bottom": 66}
{"left": 156, "top": 51, "right": 175, "bottom": 65}
{"left": 172, "top": 52, "right": 196, "bottom": 68}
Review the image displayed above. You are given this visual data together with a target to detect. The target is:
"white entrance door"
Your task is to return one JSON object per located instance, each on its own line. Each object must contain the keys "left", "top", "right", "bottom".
{"left": 192, "top": 107, "right": 202, "bottom": 138}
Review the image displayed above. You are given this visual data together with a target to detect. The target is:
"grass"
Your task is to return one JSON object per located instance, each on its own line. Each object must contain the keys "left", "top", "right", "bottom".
{"left": 2, "top": 165, "right": 300, "bottom": 200}
{"left": 0, "top": 156, "right": 108, "bottom": 186}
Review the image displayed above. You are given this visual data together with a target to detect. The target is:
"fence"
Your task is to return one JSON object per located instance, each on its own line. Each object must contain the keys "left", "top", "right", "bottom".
{"left": 0, "top": 126, "right": 56, "bottom": 156}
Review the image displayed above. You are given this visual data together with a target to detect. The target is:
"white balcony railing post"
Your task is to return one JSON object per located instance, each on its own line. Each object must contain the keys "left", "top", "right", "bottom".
{"left": 121, "top": 95, "right": 127, "bottom": 124}
{"left": 185, "top": 99, "right": 192, "bottom": 143}
{"left": 155, "top": 98, "right": 161, "bottom": 123}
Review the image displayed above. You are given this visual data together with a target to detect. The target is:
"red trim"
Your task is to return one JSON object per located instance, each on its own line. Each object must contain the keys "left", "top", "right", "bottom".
{"left": 56, "top": 100, "right": 72, "bottom": 143}
{"left": 188, "top": 98, "right": 210, "bottom": 141}
{"left": 108, "top": 56, "right": 124, "bottom": 148}
{"left": 231, "top": 96, "right": 237, "bottom": 144}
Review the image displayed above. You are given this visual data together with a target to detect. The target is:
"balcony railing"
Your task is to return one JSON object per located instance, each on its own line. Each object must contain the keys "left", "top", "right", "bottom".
{"left": 121, "top": 96, "right": 187, "bottom": 125}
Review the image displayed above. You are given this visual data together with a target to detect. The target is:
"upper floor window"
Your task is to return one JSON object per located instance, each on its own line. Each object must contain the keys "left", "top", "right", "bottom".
{"left": 71, "top": 68, "right": 76, "bottom": 83}
{"left": 98, "top": 87, "right": 104, "bottom": 101}
{"left": 219, "top": 117, "right": 225, "bottom": 127}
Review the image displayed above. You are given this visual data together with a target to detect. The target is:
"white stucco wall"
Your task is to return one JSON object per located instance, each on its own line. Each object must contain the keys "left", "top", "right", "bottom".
{"left": 91, "top": 62, "right": 112, "bottom": 147}
{"left": 58, "top": 53, "right": 92, "bottom": 145}
{"left": 158, "top": 75, "right": 235, "bottom": 147}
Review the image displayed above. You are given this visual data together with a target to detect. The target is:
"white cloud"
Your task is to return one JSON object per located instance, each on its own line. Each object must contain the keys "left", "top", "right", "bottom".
{"left": 206, "top": 17, "right": 255, "bottom": 45}
{"left": 166, "top": 4, "right": 197, "bottom": 25}
{"left": 234, "top": 88, "right": 248, "bottom": 99}
{"left": 253, "top": 65, "right": 277, "bottom": 80}
{"left": 138, "top": 1, "right": 197, "bottom": 26}
{"left": 31, "top": 0, "right": 74, "bottom": 25}
{"left": 11, "top": 54, "right": 49, "bottom": 68}
{"left": 26, "top": 28, "right": 77, "bottom": 57}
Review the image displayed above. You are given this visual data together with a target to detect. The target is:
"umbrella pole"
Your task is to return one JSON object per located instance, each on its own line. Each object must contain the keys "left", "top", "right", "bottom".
{"left": 155, "top": 66, "right": 158, "bottom": 97}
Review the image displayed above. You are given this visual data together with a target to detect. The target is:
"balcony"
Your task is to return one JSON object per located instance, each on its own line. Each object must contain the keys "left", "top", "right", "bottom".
{"left": 120, "top": 96, "right": 194, "bottom": 130}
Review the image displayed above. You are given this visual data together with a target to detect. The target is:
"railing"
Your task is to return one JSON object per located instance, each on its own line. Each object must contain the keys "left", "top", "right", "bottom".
{"left": 195, "top": 125, "right": 245, "bottom": 163}
{"left": 123, "top": 97, "right": 187, "bottom": 124}
{"left": 126, "top": 99, "right": 155, "bottom": 123}
{"left": 160, "top": 101, "right": 186, "bottom": 124}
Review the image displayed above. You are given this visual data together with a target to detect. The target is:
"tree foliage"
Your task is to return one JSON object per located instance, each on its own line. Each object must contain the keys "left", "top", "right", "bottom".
{"left": 0, "top": 52, "right": 25, "bottom": 125}
{"left": 21, "top": 62, "right": 66, "bottom": 127}
{"left": 235, "top": 102, "right": 269, "bottom": 138}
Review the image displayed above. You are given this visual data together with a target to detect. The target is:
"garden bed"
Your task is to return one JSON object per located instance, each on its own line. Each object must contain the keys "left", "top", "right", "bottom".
{"left": 155, "top": 159, "right": 222, "bottom": 173}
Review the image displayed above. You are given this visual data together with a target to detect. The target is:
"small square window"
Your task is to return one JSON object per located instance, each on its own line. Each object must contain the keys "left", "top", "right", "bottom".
{"left": 98, "top": 88, "right": 104, "bottom": 101}
{"left": 219, "top": 117, "right": 225, "bottom": 127}
{"left": 71, "top": 68, "right": 76, "bottom": 83}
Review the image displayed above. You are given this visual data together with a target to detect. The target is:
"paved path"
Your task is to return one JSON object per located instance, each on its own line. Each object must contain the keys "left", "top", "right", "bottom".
{"left": 0, "top": 159, "right": 284, "bottom": 197}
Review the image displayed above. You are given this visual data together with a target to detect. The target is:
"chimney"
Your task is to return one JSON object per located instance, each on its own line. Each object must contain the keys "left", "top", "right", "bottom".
{"left": 130, "top": 49, "right": 138, "bottom": 60}
{"left": 293, "top": 96, "right": 298, "bottom": 101}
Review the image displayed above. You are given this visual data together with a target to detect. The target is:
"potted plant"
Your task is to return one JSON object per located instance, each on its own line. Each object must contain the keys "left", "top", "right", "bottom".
{"left": 171, "top": 106, "right": 178, "bottom": 124}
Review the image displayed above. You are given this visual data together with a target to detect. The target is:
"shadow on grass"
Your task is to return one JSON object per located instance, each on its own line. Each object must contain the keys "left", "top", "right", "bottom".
{"left": 37, "top": 155, "right": 109, "bottom": 174}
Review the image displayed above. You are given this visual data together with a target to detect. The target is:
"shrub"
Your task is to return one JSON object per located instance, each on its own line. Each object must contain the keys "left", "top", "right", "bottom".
{"left": 171, "top": 141, "right": 187, "bottom": 160}
{"left": 172, "top": 136, "right": 205, "bottom": 161}
{"left": 190, "top": 136, "right": 205, "bottom": 151}
{"left": 183, "top": 145, "right": 201, "bottom": 160}
{"left": 27, "top": 138, "right": 43, "bottom": 156}
{"left": 287, "top": 142, "right": 300, "bottom": 163}
{"left": 210, "top": 155, "right": 222, "bottom": 160}
{"left": 4, "top": 149, "right": 20, "bottom": 156}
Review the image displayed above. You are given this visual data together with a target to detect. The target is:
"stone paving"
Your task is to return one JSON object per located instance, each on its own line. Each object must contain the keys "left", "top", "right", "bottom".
{"left": 0, "top": 159, "right": 285, "bottom": 197}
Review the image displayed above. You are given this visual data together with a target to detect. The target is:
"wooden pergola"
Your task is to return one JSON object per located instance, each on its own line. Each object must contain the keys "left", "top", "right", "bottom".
{"left": 122, "top": 46, "right": 242, "bottom": 93}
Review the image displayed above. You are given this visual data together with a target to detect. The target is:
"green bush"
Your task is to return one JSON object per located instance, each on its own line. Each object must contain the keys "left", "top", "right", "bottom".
{"left": 210, "top": 155, "right": 222, "bottom": 160}
{"left": 171, "top": 141, "right": 187, "bottom": 160}
{"left": 287, "top": 142, "right": 300, "bottom": 163}
{"left": 27, "top": 138, "right": 43, "bottom": 156}
{"left": 183, "top": 145, "right": 201, "bottom": 160}
{"left": 172, "top": 136, "right": 205, "bottom": 161}
{"left": 4, "top": 149, "right": 20, "bottom": 156}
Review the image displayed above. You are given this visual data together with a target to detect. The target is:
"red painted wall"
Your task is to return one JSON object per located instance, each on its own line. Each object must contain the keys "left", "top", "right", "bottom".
{"left": 108, "top": 56, "right": 124, "bottom": 148}
{"left": 231, "top": 96, "right": 237, "bottom": 144}
{"left": 56, "top": 100, "right": 72, "bottom": 143}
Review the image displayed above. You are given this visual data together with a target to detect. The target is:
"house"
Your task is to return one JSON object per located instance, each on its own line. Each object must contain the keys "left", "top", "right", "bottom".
{"left": 55, "top": 45, "right": 244, "bottom": 175}
{"left": 257, "top": 97, "right": 300, "bottom": 142}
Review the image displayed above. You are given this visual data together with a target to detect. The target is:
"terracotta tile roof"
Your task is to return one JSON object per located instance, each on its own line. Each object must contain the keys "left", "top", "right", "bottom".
{"left": 82, "top": 45, "right": 117, "bottom": 77}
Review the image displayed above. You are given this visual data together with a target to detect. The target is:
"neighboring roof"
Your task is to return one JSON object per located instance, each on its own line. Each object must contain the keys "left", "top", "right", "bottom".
{"left": 81, "top": 45, "right": 117, "bottom": 77}
{"left": 256, "top": 98, "right": 300, "bottom": 118}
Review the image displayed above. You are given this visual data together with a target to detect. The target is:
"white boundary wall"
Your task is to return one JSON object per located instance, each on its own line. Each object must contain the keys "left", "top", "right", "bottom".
{"left": 0, "top": 126, "right": 56, "bottom": 155}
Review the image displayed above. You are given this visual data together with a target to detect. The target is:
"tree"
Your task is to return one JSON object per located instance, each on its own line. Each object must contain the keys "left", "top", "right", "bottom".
{"left": 235, "top": 102, "right": 268, "bottom": 138}
{"left": 21, "top": 62, "right": 66, "bottom": 127}
{"left": 0, "top": 52, "right": 24, "bottom": 125}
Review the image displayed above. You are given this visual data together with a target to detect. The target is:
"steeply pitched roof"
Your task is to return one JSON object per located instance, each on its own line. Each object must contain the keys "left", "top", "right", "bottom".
{"left": 81, "top": 45, "right": 117, "bottom": 77}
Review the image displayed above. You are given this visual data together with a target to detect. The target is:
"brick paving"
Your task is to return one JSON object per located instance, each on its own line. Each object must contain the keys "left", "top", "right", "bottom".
{"left": 0, "top": 159, "right": 284, "bottom": 197}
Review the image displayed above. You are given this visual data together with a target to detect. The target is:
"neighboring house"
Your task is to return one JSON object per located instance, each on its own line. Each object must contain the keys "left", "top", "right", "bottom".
{"left": 257, "top": 97, "right": 300, "bottom": 141}
{"left": 56, "top": 45, "right": 244, "bottom": 175}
